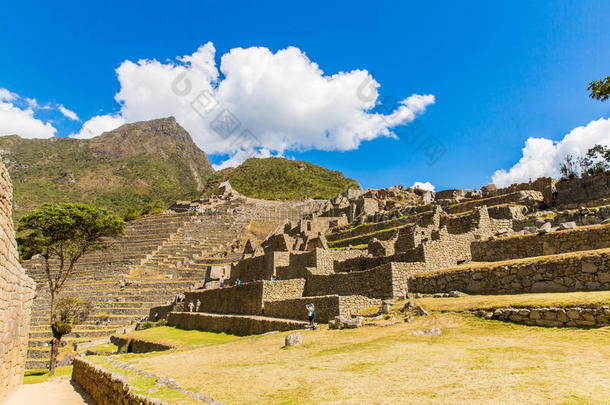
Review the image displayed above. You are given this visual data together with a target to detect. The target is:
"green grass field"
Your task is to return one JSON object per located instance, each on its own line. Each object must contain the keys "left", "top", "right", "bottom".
{"left": 23, "top": 366, "right": 73, "bottom": 384}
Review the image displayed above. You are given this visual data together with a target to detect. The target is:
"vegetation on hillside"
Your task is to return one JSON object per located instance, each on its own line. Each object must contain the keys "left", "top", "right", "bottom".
{"left": 0, "top": 117, "right": 214, "bottom": 220}
{"left": 203, "top": 157, "right": 359, "bottom": 200}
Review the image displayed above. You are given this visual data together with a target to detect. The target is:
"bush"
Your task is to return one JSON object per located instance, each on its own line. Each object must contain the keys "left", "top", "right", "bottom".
{"left": 135, "top": 319, "right": 167, "bottom": 331}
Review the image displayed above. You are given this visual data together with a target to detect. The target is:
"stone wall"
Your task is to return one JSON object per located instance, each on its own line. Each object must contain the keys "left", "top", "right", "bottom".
{"left": 471, "top": 224, "right": 610, "bottom": 262}
{"left": 445, "top": 190, "right": 543, "bottom": 215}
{"left": 230, "top": 251, "right": 290, "bottom": 283}
{"left": 473, "top": 305, "right": 610, "bottom": 327}
{"left": 149, "top": 302, "right": 183, "bottom": 321}
{"left": 72, "top": 358, "right": 168, "bottom": 405}
{"left": 305, "top": 262, "right": 418, "bottom": 299}
{"left": 556, "top": 175, "right": 610, "bottom": 206}
{"left": 110, "top": 336, "right": 173, "bottom": 353}
{"left": 483, "top": 177, "right": 556, "bottom": 205}
{"left": 0, "top": 161, "right": 35, "bottom": 401}
{"left": 277, "top": 248, "right": 362, "bottom": 279}
{"left": 184, "top": 279, "right": 305, "bottom": 316}
{"left": 262, "top": 279, "right": 306, "bottom": 302}
{"left": 185, "top": 282, "right": 264, "bottom": 315}
{"left": 167, "top": 312, "right": 307, "bottom": 335}
{"left": 408, "top": 249, "right": 610, "bottom": 294}
{"left": 263, "top": 295, "right": 380, "bottom": 323}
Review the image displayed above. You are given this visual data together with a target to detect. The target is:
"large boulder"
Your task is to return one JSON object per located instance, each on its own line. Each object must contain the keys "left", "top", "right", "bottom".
{"left": 285, "top": 332, "right": 303, "bottom": 347}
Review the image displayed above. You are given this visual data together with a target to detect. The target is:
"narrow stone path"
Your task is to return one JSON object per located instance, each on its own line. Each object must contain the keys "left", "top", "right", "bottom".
{"left": 2, "top": 377, "right": 95, "bottom": 405}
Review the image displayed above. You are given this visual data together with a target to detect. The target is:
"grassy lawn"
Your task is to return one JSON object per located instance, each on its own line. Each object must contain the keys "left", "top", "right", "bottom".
{"left": 23, "top": 366, "right": 73, "bottom": 384}
{"left": 98, "top": 313, "right": 610, "bottom": 404}
{"left": 122, "top": 326, "right": 240, "bottom": 349}
{"left": 412, "top": 291, "right": 610, "bottom": 312}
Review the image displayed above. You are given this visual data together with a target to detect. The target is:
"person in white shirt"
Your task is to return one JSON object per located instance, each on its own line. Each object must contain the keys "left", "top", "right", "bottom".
{"left": 306, "top": 303, "right": 316, "bottom": 329}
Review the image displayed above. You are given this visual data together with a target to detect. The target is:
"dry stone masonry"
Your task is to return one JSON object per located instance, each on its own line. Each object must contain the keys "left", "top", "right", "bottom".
{"left": 0, "top": 162, "right": 35, "bottom": 401}
{"left": 135, "top": 175, "right": 610, "bottom": 337}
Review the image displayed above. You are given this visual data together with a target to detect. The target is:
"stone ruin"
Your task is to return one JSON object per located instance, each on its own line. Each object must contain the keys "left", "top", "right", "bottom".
{"left": 148, "top": 175, "right": 610, "bottom": 335}
{"left": 0, "top": 161, "right": 35, "bottom": 400}
{"left": 15, "top": 174, "right": 610, "bottom": 368}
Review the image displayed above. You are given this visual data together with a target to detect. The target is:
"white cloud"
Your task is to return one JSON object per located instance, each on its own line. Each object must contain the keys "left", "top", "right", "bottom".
{"left": 58, "top": 105, "right": 80, "bottom": 121}
{"left": 212, "top": 148, "right": 275, "bottom": 171}
{"left": 73, "top": 43, "right": 434, "bottom": 167}
{"left": 492, "top": 117, "right": 610, "bottom": 187}
{"left": 410, "top": 181, "right": 435, "bottom": 192}
{"left": 72, "top": 114, "right": 125, "bottom": 139}
{"left": 0, "top": 88, "right": 16, "bottom": 102}
{"left": 0, "top": 88, "right": 56, "bottom": 138}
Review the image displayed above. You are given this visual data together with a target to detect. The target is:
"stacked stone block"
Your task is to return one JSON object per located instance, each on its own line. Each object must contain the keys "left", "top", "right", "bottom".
{"left": 0, "top": 162, "right": 35, "bottom": 400}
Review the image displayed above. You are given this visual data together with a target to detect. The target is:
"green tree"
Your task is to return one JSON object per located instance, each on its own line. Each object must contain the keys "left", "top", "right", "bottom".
{"left": 17, "top": 203, "right": 125, "bottom": 375}
{"left": 559, "top": 144, "right": 610, "bottom": 179}
{"left": 51, "top": 297, "right": 92, "bottom": 362}
{"left": 588, "top": 76, "right": 610, "bottom": 101}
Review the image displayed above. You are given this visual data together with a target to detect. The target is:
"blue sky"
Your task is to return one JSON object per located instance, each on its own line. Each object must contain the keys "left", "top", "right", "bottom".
{"left": 1, "top": 1, "right": 609, "bottom": 191}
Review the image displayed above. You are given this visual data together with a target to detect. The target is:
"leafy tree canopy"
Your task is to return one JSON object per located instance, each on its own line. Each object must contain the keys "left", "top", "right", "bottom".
{"left": 17, "top": 203, "right": 125, "bottom": 261}
{"left": 588, "top": 76, "right": 610, "bottom": 101}
{"left": 560, "top": 144, "right": 610, "bottom": 179}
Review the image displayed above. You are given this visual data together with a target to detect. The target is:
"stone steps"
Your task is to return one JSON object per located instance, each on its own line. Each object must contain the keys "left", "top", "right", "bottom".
{"left": 29, "top": 327, "right": 117, "bottom": 339}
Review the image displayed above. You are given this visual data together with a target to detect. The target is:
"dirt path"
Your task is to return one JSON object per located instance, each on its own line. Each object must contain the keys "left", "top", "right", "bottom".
{"left": 2, "top": 377, "right": 95, "bottom": 405}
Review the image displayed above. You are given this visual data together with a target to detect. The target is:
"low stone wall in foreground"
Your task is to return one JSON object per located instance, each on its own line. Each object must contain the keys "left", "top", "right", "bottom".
{"left": 72, "top": 358, "right": 168, "bottom": 405}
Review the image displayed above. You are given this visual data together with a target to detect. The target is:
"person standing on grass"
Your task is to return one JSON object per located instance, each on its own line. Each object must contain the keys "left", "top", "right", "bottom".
{"left": 306, "top": 303, "right": 316, "bottom": 329}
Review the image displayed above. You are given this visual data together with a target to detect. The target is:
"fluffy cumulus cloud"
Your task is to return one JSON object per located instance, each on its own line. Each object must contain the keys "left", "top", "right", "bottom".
{"left": 410, "top": 181, "right": 435, "bottom": 192}
{"left": 492, "top": 118, "right": 610, "bottom": 187}
{"left": 0, "top": 88, "right": 57, "bottom": 138}
{"left": 74, "top": 43, "right": 434, "bottom": 167}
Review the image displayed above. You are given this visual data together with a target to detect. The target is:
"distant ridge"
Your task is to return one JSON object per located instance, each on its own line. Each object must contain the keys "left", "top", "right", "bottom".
{"left": 203, "top": 157, "right": 359, "bottom": 200}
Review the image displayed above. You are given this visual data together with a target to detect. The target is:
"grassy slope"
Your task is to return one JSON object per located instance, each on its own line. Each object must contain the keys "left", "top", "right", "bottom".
{"left": 123, "top": 326, "right": 239, "bottom": 349}
{"left": 203, "top": 157, "right": 359, "bottom": 200}
{"left": 86, "top": 297, "right": 610, "bottom": 404}
{"left": 0, "top": 118, "right": 214, "bottom": 220}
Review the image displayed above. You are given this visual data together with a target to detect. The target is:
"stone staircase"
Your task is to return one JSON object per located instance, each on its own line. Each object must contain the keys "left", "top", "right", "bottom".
{"left": 22, "top": 212, "right": 197, "bottom": 369}
{"left": 22, "top": 204, "right": 259, "bottom": 370}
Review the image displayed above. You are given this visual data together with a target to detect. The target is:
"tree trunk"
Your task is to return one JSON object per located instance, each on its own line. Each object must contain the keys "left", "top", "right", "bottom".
{"left": 49, "top": 337, "right": 59, "bottom": 376}
{"left": 49, "top": 290, "right": 57, "bottom": 376}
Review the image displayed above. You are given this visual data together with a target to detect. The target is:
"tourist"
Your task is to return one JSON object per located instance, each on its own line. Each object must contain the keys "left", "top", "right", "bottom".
{"left": 306, "top": 303, "right": 316, "bottom": 329}
{"left": 551, "top": 184, "right": 558, "bottom": 206}
{"left": 220, "top": 280, "right": 225, "bottom": 288}
{"left": 196, "top": 299, "right": 201, "bottom": 312}
{"left": 237, "top": 279, "right": 242, "bottom": 285}
{"left": 188, "top": 301, "right": 194, "bottom": 312}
